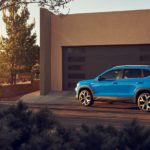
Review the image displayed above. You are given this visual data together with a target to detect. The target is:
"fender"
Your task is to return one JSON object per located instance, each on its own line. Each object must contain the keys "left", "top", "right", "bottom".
{"left": 134, "top": 88, "right": 150, "bottom": 103}
{"left": 77, "top": 85, "right": 94, "bottom": 99}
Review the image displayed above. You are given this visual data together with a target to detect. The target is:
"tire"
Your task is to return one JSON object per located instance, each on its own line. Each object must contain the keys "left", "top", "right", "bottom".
{"left": 78, "top": 89, "right": 94, "bottom": 106}
{"left": 137, "top": 92, "right": 150, "bottom": 112}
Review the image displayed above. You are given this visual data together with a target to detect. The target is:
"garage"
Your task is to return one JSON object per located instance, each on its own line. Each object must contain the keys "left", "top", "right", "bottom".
{"left": 62, "top": 45, "right": 150, "bottom": 90}
{"left": 40, "top": 9, "right": 150, "bottom": 93}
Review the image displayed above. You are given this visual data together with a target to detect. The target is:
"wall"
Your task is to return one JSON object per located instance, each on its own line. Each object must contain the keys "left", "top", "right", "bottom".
{"left": 40, "top": 8, "right": 51, "bottom": 95}
{"left": 0, "top": 80, "right": 39, "bottom": 99}
{"left": 40, "top": 9, "right": 150, "bottom": 92}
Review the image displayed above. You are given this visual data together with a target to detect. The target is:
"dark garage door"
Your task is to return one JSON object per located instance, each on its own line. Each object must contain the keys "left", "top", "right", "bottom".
{"left": 62, "top": 45, "right": 150, "bottom": 90}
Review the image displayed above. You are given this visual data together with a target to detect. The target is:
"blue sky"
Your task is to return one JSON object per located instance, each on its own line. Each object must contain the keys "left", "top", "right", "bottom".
{"left": 1, "top": 0, "right": 150, "bottom": 45}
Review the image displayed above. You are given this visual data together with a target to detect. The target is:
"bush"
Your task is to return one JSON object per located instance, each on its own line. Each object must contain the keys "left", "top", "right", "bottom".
{"left": 118, "top": 120, "right": 150, "bottom": 150}
{"left": 0, "top": 102, "right": 149, "bottom": 150}
{"left": 0, "top": 102, "right": 60, "bottom": 150}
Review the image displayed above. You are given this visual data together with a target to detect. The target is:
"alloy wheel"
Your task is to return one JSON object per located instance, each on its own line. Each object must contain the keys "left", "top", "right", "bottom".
{"left": 137, "top": 93, "right": 150, "bottom": 112}
{"left": 79, "top": 90, "right": 92, "bottom": 106}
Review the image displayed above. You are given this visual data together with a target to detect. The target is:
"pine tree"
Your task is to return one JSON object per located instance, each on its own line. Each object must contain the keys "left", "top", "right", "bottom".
{"left": 1, "top": 0, "right": 38, "bottom": 85}
{"left": 0, "top": 51, "right": 10, "bottom": 84}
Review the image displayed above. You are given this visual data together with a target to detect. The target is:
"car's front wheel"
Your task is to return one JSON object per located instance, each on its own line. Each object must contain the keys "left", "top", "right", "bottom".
{"left": 78, "top": 89, "right": 94, "bottom": 106}
{"left": 137, "top": 92, "right": 150, "bottom": 112}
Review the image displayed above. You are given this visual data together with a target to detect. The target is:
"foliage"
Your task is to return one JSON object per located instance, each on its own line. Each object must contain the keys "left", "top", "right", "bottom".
{"left": 31, "top": 60, "right": 40, "bottom": 79}
{"left": 77, "top": 124, "right": 119, "bottom": 150}
{"left": 1, "top": 0, "right": 39, "bottom": 84}
{"left": 0, "top": 51, "right": 10, "bottom": 84}
{"left": 118, "top": 120, "right": 150, "bottom": 150}
{"left": 0, "top": 102, "right": 150, "bottom": 150}
{"left": 0, "top": 0, "right": 73, "bottom": 14}
{"left": 0, "top": 102, "right": 59, "bottom": 150}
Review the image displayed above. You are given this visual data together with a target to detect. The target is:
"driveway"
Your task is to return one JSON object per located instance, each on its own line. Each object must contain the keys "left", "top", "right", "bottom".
{"left": 19, "top": 91, "right": 150, "bottom": 128}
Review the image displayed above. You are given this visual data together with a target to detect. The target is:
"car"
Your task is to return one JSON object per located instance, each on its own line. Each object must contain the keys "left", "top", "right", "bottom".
{"left": 75, "top": 65, "right": 150, "bottom": 112}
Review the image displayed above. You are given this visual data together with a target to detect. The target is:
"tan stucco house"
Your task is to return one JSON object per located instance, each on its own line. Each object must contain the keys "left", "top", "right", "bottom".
{"left": 40, "top": 8, "right": 150, "bottom": 95}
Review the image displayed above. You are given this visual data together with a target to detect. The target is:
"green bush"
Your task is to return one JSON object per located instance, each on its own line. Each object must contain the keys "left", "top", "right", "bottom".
{"left": 118, "top": 120, "right": 150, "bottom": 150}
{"left": 0, "top": 102, "right": 149, "bottom": 150}
{"left": 0, "top": 102, "right": 60, "bottom": 150}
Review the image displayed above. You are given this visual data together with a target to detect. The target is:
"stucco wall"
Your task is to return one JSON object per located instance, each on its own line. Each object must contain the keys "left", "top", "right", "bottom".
{"left": 40, "top": 9, "right": 51, "bottom": 95}
{"left": 0, "top": 80, "right": 39, "bottom": 99}
{"left": 40, "top": 9, "right": 150, "bottom": 92}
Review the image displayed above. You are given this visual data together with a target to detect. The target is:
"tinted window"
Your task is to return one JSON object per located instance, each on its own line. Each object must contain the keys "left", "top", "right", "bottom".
{"left": 123, "top": 69, "right": 142, "bottom": 79}
{"left": 68, "top": 57, "right": 85, "bottom": 62}
{"left": 68, "top": 65, "right": 84, "bottom": 71}
{"left": 143, "top": 69, "right": 150, "bottom": 77}
{"left": 101, "top": 69, "right": 121, "bottom": 80}
{"left": 140, "top": 55, "right": 150, "bottom": 61}
{"left": 68, "top": 74, "right": 85, "bottom": 79}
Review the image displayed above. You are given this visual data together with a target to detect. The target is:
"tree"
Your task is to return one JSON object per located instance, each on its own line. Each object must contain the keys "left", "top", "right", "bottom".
{"left": 0, "top": 50, "right": 10, "bottom": 84}
{"left": 0, "top": 38, "right": 9, "bottom": 84}
{"left": 0, "top": 0, "right": 72, "bottom": 14}
{"left": 1, "top": 0, "right": 39, "bottom": 84}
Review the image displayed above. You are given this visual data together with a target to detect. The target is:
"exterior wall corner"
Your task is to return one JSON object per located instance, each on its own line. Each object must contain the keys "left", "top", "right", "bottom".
{"left": 40, "top": 8, "right": 51, "bottom": 95}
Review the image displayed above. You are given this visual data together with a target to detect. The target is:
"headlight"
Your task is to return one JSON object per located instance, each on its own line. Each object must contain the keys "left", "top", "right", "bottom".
{"left": 77, "top": 82, "right": 79, "bottom": 86}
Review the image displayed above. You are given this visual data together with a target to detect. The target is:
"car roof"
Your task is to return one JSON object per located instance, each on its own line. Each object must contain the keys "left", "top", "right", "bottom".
{"left": 112, "top": 65, "right": 150, "bottom": 70}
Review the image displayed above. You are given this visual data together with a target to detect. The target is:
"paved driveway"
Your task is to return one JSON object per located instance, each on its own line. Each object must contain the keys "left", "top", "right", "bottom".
{"left": 20, "top": 91, "right": 150, "bottom": 128}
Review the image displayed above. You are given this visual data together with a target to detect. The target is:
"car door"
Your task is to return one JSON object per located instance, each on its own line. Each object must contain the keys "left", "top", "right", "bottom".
{"left": 116, "top": 69, "right": 143, "bottom": 97}
{"left": 93, "top": 69, "right": 122, "bottom": 97}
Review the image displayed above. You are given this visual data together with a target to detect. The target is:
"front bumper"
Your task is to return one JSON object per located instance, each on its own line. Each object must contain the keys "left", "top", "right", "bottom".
{"left": 75, "top": 86, "right": 79, "bottom": 99}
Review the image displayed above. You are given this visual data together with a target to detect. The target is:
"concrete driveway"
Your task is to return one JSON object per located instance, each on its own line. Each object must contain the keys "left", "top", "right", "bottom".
{"left": 20, "top": 91, "right": 76, "bottom": 105}
{"left": 20, "top": 91, "right": 150, "bottom": 128}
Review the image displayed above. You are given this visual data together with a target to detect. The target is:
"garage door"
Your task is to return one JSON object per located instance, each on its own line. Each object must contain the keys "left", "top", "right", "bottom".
{"left": 62, "top": 45, "right": 150, "bottom": 90}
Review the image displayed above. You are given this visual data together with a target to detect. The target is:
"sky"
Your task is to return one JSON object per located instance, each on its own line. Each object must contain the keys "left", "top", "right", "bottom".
{"left": 1, "top": 0, "right": 150, "bottom": 45}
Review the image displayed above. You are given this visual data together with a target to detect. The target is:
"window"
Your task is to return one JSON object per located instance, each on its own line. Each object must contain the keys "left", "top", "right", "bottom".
{"left": 143, "top": 69, "right": 150, "bottom": 77}
{"left": 68, "top": 65, "right": 84, "bottom": 71}
{"left": 101, "top": 69, "right": 121, "bottom": 80}
{"left": 68, "top": 82, "right": 77, "bottom": 88}
{"left": 66, "top": 47, "right": 86, "bottom": 54}
{"left": 123, "top": 69, "right": 142, "bottom": 79}
{"left": 139, "top": 55, "right": 150, "bottom": 61}
{"left": 140, "top": 46, "right": 150, "bottom": 52}
{"left": 68, "top": 74, "right": 85, "bottom": 79}
{"left": 68, "top": 57, "right": 85, "bottom": 62}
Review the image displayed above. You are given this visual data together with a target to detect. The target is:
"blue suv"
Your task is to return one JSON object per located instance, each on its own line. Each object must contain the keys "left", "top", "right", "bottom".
{"left": 75, "top": 65, "right": 150, "bottom": 112}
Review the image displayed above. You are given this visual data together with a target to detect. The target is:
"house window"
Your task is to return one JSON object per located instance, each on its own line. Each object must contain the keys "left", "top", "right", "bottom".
{"left": 68, "top": 74, "right": 85, "bottom": 79}
{"left": 66, "top": 47, "right": 86, "bottom": 54}
{"left": 68, "top": 57, "right": 85, "bottom": 62}
{"left": 68, "top": 82, "right": 77, "bottom": 88}
{"left": 68, "top": 65, "right": 84, "bottom": 71}
{"left": 140, "top": 55, "right": 150, "bottom": 61}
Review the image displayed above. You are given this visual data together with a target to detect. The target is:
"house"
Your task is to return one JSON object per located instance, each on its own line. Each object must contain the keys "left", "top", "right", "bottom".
{"left": 40, "top": 8, "right": 150, "bottom": 95}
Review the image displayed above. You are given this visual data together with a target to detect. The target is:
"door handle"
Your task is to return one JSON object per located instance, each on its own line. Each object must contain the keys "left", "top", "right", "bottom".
{"left": 113, "top": 82, "right": 118, "bottom": 85}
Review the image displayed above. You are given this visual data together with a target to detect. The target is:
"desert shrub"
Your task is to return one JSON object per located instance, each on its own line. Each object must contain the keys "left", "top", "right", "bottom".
{"left": 0, "top": 102, "right": 149, "bottom": 150}
{"left": 118, "top": 120, "right": 150, "bottom": 150}
{"left": 75, "top": 124, "right": 119, "bottom": 150}
{"left": 0, "top": 102, "right": 60, "bottom": 150}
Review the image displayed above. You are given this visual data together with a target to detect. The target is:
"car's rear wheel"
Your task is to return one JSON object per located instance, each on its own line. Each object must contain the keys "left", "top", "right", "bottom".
{"left": 137, "top": 92, "right": 150, "bottom": 112}
{"left": 78, "top": 89, "right": 94, "bottom": 106}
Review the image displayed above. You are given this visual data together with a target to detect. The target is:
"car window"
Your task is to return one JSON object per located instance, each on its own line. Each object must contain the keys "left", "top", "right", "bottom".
{"left": 101, "top": 69, "right": 121, "bottom": 80}
{"left": 143, "top": 69, "right": 150, "bottom": 77}
{"left": 123, "top": 69, "right": 142, "bottom": 79}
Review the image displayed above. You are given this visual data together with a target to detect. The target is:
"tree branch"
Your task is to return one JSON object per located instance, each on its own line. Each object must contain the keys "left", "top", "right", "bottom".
{"left": 0, "top": 0, "right": 73, "bottom": 14}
